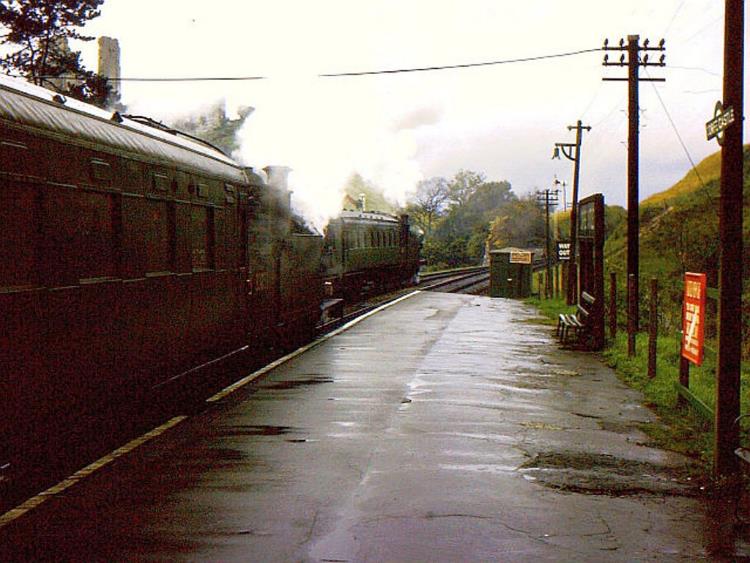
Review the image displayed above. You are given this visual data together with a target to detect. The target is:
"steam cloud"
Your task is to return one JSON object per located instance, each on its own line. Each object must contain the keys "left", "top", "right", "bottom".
{"left": 234, "top": 78, "right": 430, "bottom": 230}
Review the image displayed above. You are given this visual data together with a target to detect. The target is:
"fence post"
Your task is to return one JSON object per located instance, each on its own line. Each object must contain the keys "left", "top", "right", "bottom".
{"left": 627, "top": 274, "right": 637, "bottom": 357}
{"left": 609, "top": 272, "right": 617, "bottom": 339}
{"left": 648, "top": 278, "right": 658, "bottom": 378}
{"left": 678, "top": 355, "right": 690, "bottom": 407}
{"left": 553, "top": 264, "right": 559, "bottom": 299}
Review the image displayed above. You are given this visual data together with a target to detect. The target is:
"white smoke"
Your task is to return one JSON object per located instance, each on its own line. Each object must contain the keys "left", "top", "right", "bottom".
{"left": 234, "top": 78, "right": 429, "bottom": 230}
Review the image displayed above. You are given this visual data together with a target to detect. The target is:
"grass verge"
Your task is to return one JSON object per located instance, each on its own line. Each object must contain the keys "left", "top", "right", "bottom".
{"left": 524, "top": 297, "right": 572, "bottom": 326}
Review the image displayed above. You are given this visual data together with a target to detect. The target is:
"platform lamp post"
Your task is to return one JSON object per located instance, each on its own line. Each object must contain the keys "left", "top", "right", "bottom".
{"left": 552, "top": 120, "right": 591, "bottom": 305}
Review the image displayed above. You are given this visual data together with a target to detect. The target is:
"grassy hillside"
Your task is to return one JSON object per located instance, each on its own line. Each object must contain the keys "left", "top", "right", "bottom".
{"left": 641, "top": 150, "right": 723, "bottom": 208}
{"left": 603, "top": 145, "right": 750, "bottom": 356}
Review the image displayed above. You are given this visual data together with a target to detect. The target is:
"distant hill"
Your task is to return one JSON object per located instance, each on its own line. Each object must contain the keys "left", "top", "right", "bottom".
{"left": 642, "top": 149, "right": 724, "bottom": 208}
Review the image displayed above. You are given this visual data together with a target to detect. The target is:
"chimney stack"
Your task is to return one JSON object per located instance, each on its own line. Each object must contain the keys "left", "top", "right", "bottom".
{"left": 98, "top": 36, "right": 121, "bottom": 106}
{"left": 263, "top": 165, "right": 291, "bottom": 192}
{"left": 263, "top": 165, "right": 293, "bottom": 218}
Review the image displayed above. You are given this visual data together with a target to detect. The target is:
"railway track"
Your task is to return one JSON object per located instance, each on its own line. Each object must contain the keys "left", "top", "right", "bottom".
{"left": 319, "top": 266, "right": 490, "bottom": 334}
{"left": 419, "top": 266, "right": 489, "bottom": 294}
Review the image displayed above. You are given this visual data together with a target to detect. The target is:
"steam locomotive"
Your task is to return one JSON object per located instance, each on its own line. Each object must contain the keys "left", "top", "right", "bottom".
{"left": 0, "top": 75, "right": 420, "bottom": 484}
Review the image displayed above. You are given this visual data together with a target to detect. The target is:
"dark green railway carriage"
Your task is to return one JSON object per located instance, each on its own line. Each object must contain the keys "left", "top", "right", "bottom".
{"left": 322, "top": 210, "right": 421, "bottom": 300}
{"left": 0, "top": 75, "right": 322, "bottom": 486}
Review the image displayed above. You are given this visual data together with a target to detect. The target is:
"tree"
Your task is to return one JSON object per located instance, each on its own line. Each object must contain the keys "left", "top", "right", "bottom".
{"left": 406, "top": 177, "right": 448, "bottom": 235}
{"left": 486, "top": 196, "right": 545, "bottom": 251}
{"left": 0, "top": 0, "right": 109, "bottom": 106}
{"left": 172, "top": 103, "right": 254, "bottom": 156}
{"left": 447, "top": 169, "right": 485, "bottom": 208}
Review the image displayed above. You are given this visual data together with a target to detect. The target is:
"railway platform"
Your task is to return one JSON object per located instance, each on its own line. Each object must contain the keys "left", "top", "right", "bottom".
{"left": 0, "top": 291, "right": 738, "bottom": 561}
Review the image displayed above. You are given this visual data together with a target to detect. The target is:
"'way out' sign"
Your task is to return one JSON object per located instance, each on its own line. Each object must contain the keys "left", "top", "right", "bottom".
{"left": 681, "top": 272, "right": 707, "bottom": 366}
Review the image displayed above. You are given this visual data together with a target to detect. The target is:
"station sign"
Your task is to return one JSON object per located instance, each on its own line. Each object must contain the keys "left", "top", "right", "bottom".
{"left": 706, "top": 101, "right": 735, "bottom": 146}
{"left": 509, "top": 251, "right": 532, "bottom": 264}
{"left": 557, "top": 241, "right": 571, "bottom": 261}
{"left": 681, "top": 272, "right": 707, "bottom": 366}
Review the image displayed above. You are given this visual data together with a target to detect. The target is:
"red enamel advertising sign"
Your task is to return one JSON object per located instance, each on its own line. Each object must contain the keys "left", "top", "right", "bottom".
{"left": 681, "top": 272, "right": 707, "bottom": 366}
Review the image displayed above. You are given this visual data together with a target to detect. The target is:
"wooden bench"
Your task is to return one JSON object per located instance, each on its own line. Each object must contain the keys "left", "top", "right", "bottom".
{"left": 557, "top": 292, "right": 596, "bottom": 345}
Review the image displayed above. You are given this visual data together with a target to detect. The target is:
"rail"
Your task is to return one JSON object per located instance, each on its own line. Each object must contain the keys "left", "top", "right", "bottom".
{"left": 419, "top": 267, "right": 489, "bottom": 293}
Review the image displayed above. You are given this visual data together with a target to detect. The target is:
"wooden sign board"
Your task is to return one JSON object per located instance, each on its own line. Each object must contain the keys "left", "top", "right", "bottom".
{"left": 509, "top": 251, "right": 532, "bottom": 264}
{"left": 557, "top": 241, "right": 571, "bottom": 261}
{"left": 681, "top": 272, "right": 707, "bottom": 366}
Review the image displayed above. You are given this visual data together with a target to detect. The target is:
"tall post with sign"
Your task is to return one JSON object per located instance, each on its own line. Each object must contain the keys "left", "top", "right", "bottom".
{"left": 553, "top": 121, "right": 590, "bottom": 305}
{"left": 713, "top": 0, "right": 744, "bottom": 478}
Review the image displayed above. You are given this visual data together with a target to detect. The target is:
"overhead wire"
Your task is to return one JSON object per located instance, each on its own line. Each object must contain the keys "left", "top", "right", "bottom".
{"left": 644, "top": 67, "right": 707, "bottom": 190}
{"left": 32, "top": 46, "right": 601, "bottom": 83}
{"left": 318, "top": 47, "right": 602, "bottom": 78}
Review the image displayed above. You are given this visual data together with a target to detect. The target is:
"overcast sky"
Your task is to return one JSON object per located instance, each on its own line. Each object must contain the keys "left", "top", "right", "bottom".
{"left": 75, "top": 0, "right": 746, "bottom": 224}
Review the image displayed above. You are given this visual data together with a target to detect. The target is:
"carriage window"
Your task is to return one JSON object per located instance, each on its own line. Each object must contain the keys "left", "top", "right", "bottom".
{"left": 152, "top": 172, "right": 169, "bottom": 192}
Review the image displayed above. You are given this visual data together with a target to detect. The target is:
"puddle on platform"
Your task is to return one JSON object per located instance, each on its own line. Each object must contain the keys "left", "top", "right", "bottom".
{"left": 521, "top": 421, "right": 565, "bottom": 431}
{"left": 439, "top": 463, "right": 517, "bottom": 474}
{"left": 224, "top": 425, "right": 296, "bottom": 436}
{"left": 518, "top": 451, "right": 698, "bottom": 496}
{"left": 263, "top": 377, "right": 334, "bottom": 390}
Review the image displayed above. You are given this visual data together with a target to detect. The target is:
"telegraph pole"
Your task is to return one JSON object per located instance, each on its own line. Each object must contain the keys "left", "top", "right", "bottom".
{"left": 537, "top": 187, "right": 560, "bottom": 298}
{"left": 602, "top": 36, "right": 665, "bottom": 356}
{"left": 553, "top": 121, "right": 590, "bottom": 305}
{"left": 713, "top": 0, "right": 744, "bottom": 478}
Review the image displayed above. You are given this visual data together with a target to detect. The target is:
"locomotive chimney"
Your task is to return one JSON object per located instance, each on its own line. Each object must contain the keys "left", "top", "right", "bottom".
{"left": 264, "top": 165, "right": 293, "bottom": 233}
{"left": 263, "top": 165, "right": 291, "bottom": 192}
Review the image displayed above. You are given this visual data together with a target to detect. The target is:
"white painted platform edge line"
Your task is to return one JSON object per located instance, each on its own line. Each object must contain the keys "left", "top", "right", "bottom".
{"left": 0, "top": 416, "right": 187, "bottom": 530}
{"left": 206, "top": 290, "right": 422, "bottom": 403}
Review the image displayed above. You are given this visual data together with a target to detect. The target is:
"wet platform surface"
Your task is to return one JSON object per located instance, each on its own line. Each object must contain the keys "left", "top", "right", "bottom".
{"left": 0, "top": 292, "right": 735, "bottom": 561}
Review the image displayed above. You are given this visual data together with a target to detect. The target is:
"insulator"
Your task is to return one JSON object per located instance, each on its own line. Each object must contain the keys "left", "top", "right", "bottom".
{"left": 603, "top": 54, "right": 609, "bottom": 63}
{"left": 643, "top": 38, "right": 650, "bottom": 48}
{"left": 603, "top": 38, "right": 609, "bottom": 49}
{"left": 619, "top": 38, "right": 625, "bottom": 48}
{"left": 643, "top": 54, "right": 649, "bottom": 63}
{"left": 620, "top": 53, "right": 625, "bottom": 64}
{"left": 659, "top": 54, "right": 666, "bottom": 64}
{"left": 659, "top": 38, "right": 665, "bottom": 49}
